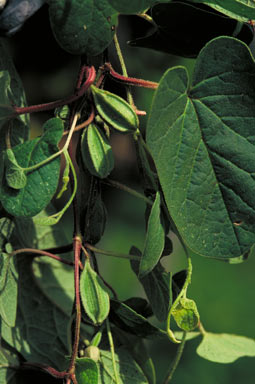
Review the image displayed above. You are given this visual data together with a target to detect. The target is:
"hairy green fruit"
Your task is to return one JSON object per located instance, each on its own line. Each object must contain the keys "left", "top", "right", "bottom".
{"left": 91, "top": 85, "right": 139, "bottom": 133}
{"left": 81, "top": 123, "right": 114, "bottom": 179}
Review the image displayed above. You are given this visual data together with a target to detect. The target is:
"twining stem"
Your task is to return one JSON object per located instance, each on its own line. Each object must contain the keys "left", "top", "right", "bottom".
{"left": 85, "top": 243, "right": 141, "bottom": 261}
{"left": 103, "top": 62, "right": 158, "bottom": 89}
{"left": 10, "top": 248, "right": 73, "bottom": 266}
{"left": 106, "top": 318, "right": 120, "bottom": 384}
{"left": 103, "top": 178, "right": 153, "bottom": 205}
{"left": 63, "top": 107, "right": 95, "bottom": 135}
{"left": 21, "top": 113, "right": 79, "bottom": 173}
{"left": 166, "top": 257, "right": 192, "bottom": 344}
{"left": 68, "top": 236, "right": 82, "bottom": 377}
{"left": 163, "top": 332, "right": 187, "bottom": 384}
{"left": 113, "top": 33, "right": 134, "bottom": 107}
{"left": 13, "top": 66, "right": 96, "bottom": 116}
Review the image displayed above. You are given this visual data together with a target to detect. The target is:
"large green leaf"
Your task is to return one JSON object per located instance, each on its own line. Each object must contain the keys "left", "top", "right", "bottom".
{"left": 98, "top": 348, "right": 148, "bottom": 384}
{"left": 0, "top": 253, "right": 18, "bottom": 327}
{"left": 1, "top": 118, "right": 63, "bottom": 217}
{"left": 197, "top": 332, "right": 255, "bottom": 363}
{"left": 139, "top": 192, "right": 165, "bottom": 277}
{"left": 189, "top": 0, "right": 255, "bottom": 21}
{"left": 48, "top": 0, "right": 118, "bottom": 55}
{"left": 147, "top": 37, "right": 255, "bottom": 259}
{"left": 0, "top": 255, "right": 69, "bottom": 371}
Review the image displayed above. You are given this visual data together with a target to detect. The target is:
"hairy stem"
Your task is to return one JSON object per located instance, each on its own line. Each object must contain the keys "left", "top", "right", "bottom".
{"left": 113, "top": 33, "right": 134, "bottom": 106}
{"left": 103, "top": 178, "right": 153, "bottom": 205}
{"left": 103, "top": 62, "right": 158, "bottom": 89}
{"left": 68, "top": 236, "right": 82, "bottom": 376}
{"left": 85, "top": 243, "right": 141, "bottom": 261}
{"left": 10, "top": 248, "right": 73, "bottom": 266}
{"left": 13, "top": 66, "right": 96, "bottom": 116}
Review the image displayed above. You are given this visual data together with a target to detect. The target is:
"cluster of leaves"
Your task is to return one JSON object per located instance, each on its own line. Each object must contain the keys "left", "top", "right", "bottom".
{"left": 1, "top": 0, "right": 255, "bottom": 383}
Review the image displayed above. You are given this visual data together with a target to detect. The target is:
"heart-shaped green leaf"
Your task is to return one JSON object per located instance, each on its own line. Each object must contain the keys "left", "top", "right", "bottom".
{"left": 48, "top": 0, "right": 118, "bottom": 55}
{"left": 80, "top": 261, "right": 110, "bottom": 324}
{"left": 197, "top": 332, "right": 255, "bottom": 363}
{"left": 1, "top": 117, "right": 63, "bottom": 217}
{"left": 91, "top": 86, "right": 138, "bottom": 133}
{"left": 147, "top": 36, "right": 255, "bottom": 259}
{"left": 81, "top": 123, "right": 114, "bottom": 179}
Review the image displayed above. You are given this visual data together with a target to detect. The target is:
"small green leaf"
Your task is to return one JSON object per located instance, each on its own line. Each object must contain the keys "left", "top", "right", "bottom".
{"left": 110, "top": 299, "right": 164, "bottom": 339}
{"left": 80, "top": 262, "right": 110, "bottom": 325}
{"left": 91, "top": 86, "right": 139, "bottom": 133}
{"left": 1, "top": 255, "right": 69, "bottom": 371}
{"left": 98, "top": 348, "right": 148, "bottom": 384}
{"left": 1, "top": 118, "right": 63, "bottom": 217}
{"left": 48, "top": 0, "right": 118, "bottom": 55}
{"left": 81, "top": 123, "right": 114, "bottom": 179}
{"left": 197, "top": 333, "right": 255, "bottom": 363}
{"left": 0, "top": 253, "right": 18, "bottom": 327}
{"left": 139, "top": 192, "right": 165, "bottom": 278}
{"left": 4, "top": 149, "right": 27, "bottom": 189}
{"left": 172, "top": 298, "right": 200, "bottom": 332}
{"left": 130, "top": 247, "right": 172, "bottom": 322}
{"left": 75, "top": 358, "right": 99, "bottom": 384}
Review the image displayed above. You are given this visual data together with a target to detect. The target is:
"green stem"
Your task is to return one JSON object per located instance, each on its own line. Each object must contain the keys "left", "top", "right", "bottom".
{"left": 163, "top": 332, "right": 186, "bottom": 384}
{"left": 103, "top": 178, "right": 153, "bottom": 205}
{"left": 113, "top": 33, "right": 134, "bottom": 107}
{"left": 106, "top": 319, "right": 120, "bottom": 384}
{"left": 137, "top": 13, "right": 155, "bottom": 25}
{"left": 166, "top": 257, "right": 192, "bottom": 344}
{"left": 85, "top": 243, "right": 141, "bottom": 261}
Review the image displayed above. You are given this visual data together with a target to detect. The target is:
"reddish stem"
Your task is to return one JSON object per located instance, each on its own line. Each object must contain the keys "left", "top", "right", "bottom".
{"left": 20, "top": 362, "right": 68, "bottom": 379}
{"left": 13, "top": 66, "right": 96, "bottom": 116}
{"left": 11, "top": 248, "right": 74, "bottom": 266}
{"left": 68, "top": 236, "right": 82, "bottom": 378}
{"left": 103, "top": 62, "right": 158, "bottom": 89}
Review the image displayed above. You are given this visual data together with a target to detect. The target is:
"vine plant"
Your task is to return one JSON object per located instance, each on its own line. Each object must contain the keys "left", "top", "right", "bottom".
{"left": 1, "top": 0, "right": 255, "bottom": 383}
